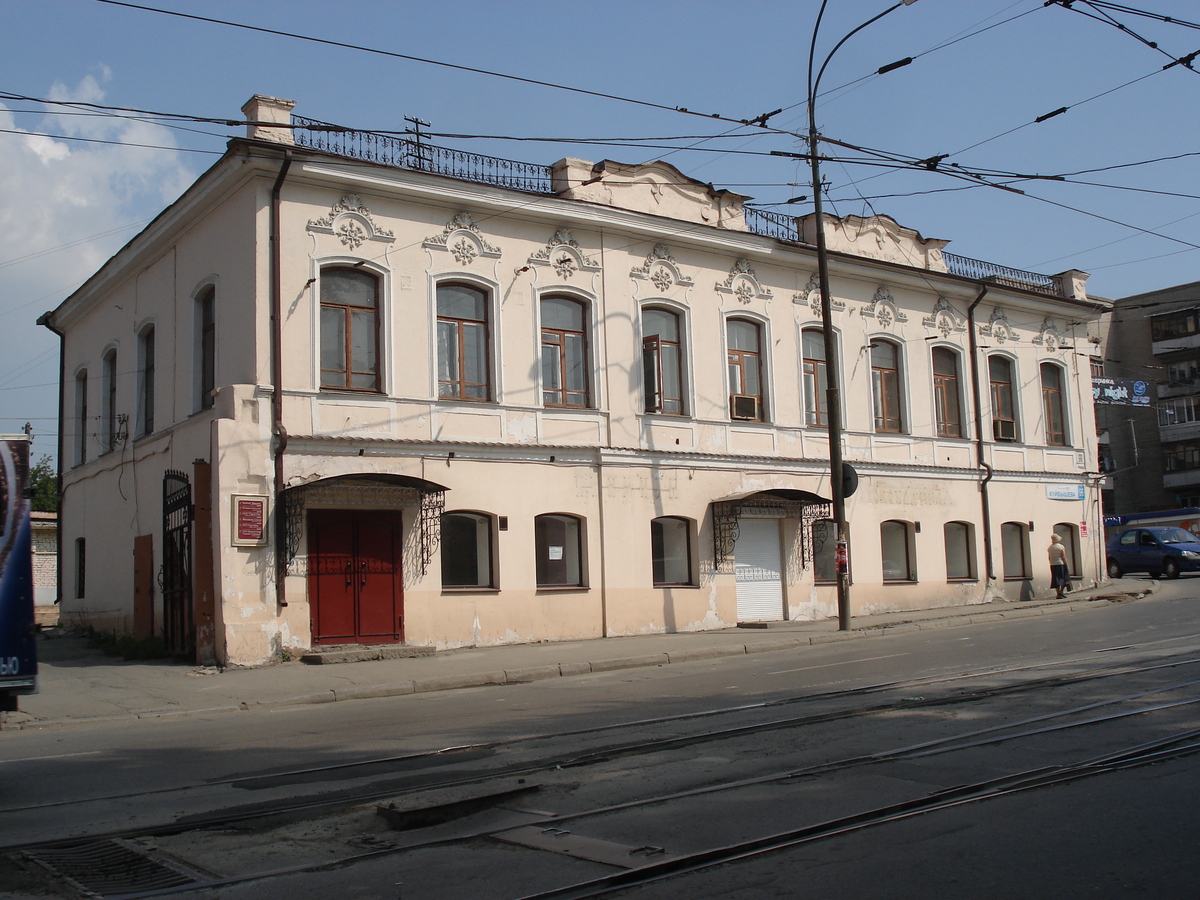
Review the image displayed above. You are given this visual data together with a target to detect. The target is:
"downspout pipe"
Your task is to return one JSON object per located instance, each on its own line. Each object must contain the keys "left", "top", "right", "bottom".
{"left": 36, "top": 312, "right": 66, "bottom": 606}
{"left": 967, "top": 286, "right": 995, "bottom": 582}
{"left": 271, "top": 149, "right": 292, "bottom": 607}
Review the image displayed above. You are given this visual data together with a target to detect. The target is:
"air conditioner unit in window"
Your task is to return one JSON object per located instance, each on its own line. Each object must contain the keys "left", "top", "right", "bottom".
{"left": 993, "top": 418, "right": 1017, "bottom": 442}
{"left": 731, "top": 394, "right": 760, "bottom": 420}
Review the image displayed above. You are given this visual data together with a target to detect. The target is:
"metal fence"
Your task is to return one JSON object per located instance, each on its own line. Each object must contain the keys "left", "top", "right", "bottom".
{"left": 290, "top": 119, "right": 1066, "bottom": 296}
{"left": 942, "top": 251, "right": 1064, "bottom": 297}
{"left": 293, "top": 117, "right": 554, "bottom": 194}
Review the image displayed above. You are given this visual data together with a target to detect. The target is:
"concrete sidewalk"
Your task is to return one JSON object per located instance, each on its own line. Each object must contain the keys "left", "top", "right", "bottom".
{"left": 0, "top": 584, "right": 1152, "bottom": 731}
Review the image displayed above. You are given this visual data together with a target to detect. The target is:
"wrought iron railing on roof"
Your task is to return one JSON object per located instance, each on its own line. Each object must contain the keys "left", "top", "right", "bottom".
{"left": 942, "top": 251, "right": 1064, "bottom": 297}
{"left": 292, "top": 116, "right": 554, "bottom": 194}
{"left": 289, "top": 120, "right": 1067, "bottom": 297}
{"left": 744, "top": 207, "right": 802, "bottom": 243}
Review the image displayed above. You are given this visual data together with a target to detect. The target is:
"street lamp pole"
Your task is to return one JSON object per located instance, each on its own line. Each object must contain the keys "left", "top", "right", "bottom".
{"left": 807, "top": 0, "right": 918, "bottom": 631}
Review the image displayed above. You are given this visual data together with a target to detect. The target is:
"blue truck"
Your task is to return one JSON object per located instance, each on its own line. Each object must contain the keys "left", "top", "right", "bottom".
{"left": 0, "top": 435, "right": 37, "bottom": 712}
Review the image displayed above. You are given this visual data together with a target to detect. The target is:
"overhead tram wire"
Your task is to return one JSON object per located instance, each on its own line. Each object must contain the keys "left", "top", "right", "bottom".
{"left": 88, "top": 0, "right": 1057, "bottom": 154}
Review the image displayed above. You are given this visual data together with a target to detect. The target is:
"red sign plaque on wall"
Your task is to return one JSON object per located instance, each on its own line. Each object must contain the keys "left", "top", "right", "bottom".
{"left": 232, "top": 495, "right": 269, "bottom": 546}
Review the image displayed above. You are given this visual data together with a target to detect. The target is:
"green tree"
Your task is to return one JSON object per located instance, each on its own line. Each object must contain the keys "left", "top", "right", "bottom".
{"left": 28, "top": 455, "right": 57, "bottom": 513}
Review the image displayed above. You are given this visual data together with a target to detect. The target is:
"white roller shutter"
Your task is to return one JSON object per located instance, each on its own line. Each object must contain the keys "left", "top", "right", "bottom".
{"left": 735, "top": 517, "right": 784, "bottom": 622}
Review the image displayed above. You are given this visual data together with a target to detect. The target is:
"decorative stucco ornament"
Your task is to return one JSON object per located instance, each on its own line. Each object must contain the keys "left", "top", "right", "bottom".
{"left": 860, "top": 285, "right": 907, "bottom": 327}
{"left": 529, "top": 228, "right": 600, "bottom": 278}
{"left": 716, "top": 258, "right": 772, "bottom": 302}
{"left": 423, "top": 212, "right": 501, "bottom": 262}
{"left": 630, "top": 244, "right": 693, "bottom": 292}
{"left": 307, "top": 194, "right": 395, "bottom": 248}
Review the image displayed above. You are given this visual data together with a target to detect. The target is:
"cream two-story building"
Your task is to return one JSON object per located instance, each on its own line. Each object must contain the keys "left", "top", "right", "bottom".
{"left": 41, "top": 95, "right": 1107, "bottom": 666}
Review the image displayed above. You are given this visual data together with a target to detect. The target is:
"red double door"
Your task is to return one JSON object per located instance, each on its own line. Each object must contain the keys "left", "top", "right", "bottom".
{"left": 307, "top": 510, "right": 404, "bottom": 645}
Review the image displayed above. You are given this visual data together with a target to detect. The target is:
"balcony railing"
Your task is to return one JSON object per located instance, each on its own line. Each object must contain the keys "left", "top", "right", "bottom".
{"left": 942, "top": 251, "right": 1064, "bottom": 297}
{"left": 293, "top": 116, "right": 554, "bottom": 194}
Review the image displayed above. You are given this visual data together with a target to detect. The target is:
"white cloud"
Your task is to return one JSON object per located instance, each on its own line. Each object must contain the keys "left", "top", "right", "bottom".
{"left": 0, "top": 70, "right": 197, "bottom": 455}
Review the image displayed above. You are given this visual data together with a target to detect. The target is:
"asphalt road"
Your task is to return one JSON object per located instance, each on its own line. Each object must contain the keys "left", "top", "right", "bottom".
{"left": 2, "top": 576, "right": 1199, "bottom": 899}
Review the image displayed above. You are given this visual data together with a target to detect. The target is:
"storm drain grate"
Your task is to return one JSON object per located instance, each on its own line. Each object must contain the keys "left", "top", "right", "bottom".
{"left": 23, "top": 838, "right": 207, "bottom": 897}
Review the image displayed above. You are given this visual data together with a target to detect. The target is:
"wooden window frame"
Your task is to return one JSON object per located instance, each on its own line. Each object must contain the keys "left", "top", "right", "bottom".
{"left": 320, "top": 267, "right": 381, "bottom": 393}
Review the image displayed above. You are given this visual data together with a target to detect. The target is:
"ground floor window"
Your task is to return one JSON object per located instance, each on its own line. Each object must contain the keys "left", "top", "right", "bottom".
{"left": 535, "top": 514, "right": 583, "bottom": 587}
{"left": 1053, "top": 522, "right": 1080, "bottom": 577}
{"left": 441, "top": 511, "right": 493, "bottom": 588}
{"left": 813, "top": 519, "right": 836, "bottom": 583}
{"left": 944, "top": 521, "right": 976, "bottom": 581}
{"left": 1002, "top": 522, "right": 1030, "bottom": 579}
{"left": 881, "top": 520, "right": 915, "bottom": 582}
{"left": 651, "top": 516, "right": 693, "bottom": 585}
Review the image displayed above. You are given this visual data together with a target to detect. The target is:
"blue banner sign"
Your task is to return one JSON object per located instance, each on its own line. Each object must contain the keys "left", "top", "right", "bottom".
{"left": 1093, "top": 376, "right": 1151, "bottom": 407}
{"left": 0, "top": 436, "right": 37, "bottom": 702}
{"left": 1046, "top": 483, "right": 1086, "bottom": 501}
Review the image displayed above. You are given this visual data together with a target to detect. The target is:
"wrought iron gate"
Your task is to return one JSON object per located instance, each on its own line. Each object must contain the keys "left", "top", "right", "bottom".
{"left": 161, "top": 470, "right": 194, "bottom": 658}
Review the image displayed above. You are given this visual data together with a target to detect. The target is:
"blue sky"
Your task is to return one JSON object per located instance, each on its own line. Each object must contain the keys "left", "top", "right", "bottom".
{"left": 3, "top": 0, "right": 1200, "bottom": 459}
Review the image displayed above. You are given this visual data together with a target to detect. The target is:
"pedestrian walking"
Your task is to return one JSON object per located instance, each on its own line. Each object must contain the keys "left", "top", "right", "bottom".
{"left": 1049, "top": 533, "right": 1069, "bottom": 598}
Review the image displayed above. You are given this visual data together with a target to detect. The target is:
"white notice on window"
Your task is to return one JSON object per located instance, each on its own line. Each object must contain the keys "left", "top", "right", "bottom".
{"left": 548, "top": 546, "right": 564, "bottom": 560}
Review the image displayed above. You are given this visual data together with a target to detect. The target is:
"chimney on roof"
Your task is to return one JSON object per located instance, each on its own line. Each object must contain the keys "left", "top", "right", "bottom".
{"left": 241, "top": 95, "right": 296, "bottom": 145}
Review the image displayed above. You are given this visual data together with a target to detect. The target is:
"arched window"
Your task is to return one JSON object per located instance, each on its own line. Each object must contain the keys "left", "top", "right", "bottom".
{"left": 320, "top": 267, "right": 380, "bottom": 391}
{"left": 727, "top": 318, "right": 764, "bottom": 421}
{"left": 651, "top": 516, "right": 693, "bottom": 585}
{"left": 1053, "top": 522, "right": 1080, "bottom": 577}
{"left": 541, "top": 296, "right": 589, "bottom": 407}
{"left": 437, "top": 283, "right": 490, "bottom": 400}
{"left": 642, "top": 307, "right": 684, "bottom": 415}
{"left": 535, "top": 514, "right": 584, "bottom": 587}
{"left": 881, "top": 520, "right": 915, "bottom": 582}
{"left": 195, "top": 285, "right": 215, "bottom": 411}
{"left": 989, "top": 356, "right": 1018, "bottom": 442}
{"left": 870, "top": 340, "right": 904, "bottom": 433}
{"left": 1001, "top": 521, "right": 1030, "bottom": 579}
{"left": 1041, "top": 362, "right": 1068, "bottom": 446}
{"left": 944, "top": 521, "right": 976, "bottom": 581}
{"left": 441, "top": 511, "right": 493, "bottom": 588}
{"left": 802, "top": 328, "right": 829, "bottom": 427}
{"left": 932, "top": 348, "right": 962, "bottom": 438}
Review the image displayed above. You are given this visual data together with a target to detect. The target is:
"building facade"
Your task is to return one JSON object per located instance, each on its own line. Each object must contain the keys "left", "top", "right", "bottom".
{"left": 1099, "top": 281, "right": 1200, "bottom": 513}
{"left": 41, "top": 96, "right": 1107, "bottom": 666}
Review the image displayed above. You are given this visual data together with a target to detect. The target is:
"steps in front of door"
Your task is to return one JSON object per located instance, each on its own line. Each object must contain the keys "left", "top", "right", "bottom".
{"left": 300, "top": 644, "right": 436, "bottom": 665}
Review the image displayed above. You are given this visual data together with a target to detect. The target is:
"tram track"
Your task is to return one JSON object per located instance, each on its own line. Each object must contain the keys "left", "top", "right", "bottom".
{"left": 9, "top": 647, "right": 1200, "bottom": 898}
{"left": 5, "top": 648, "right": 1200, "bottom": 848}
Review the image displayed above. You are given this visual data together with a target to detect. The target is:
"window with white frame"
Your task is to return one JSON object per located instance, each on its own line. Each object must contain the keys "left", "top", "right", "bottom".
{"left": 870, "top": 340, "right": 903, "bottom": 433}
{"left": 642, "top": 307, "right": 684, "bottom": 415}
{"left": 1041, "top": 362, "right": 1068, "bottom": 446}
{"left": 437, "top": 283, "right": 490, "bottom": 401}
{"left": 727, "top": 318, "right": 764, "bottom": 421}
{"left": 802, "top": 328, "right": 829, "bottom": 427}
{"left": 989, "top": 356, "right": 1018, "bottom": 442}
{"left": 541, "top": 296, "right": 589, "bottom": 408}
{"left": 320, "top": 267, "right": 380, "bottom": 391}
{"left": 932, "top": 347, "right": 962, "bottom": 438}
